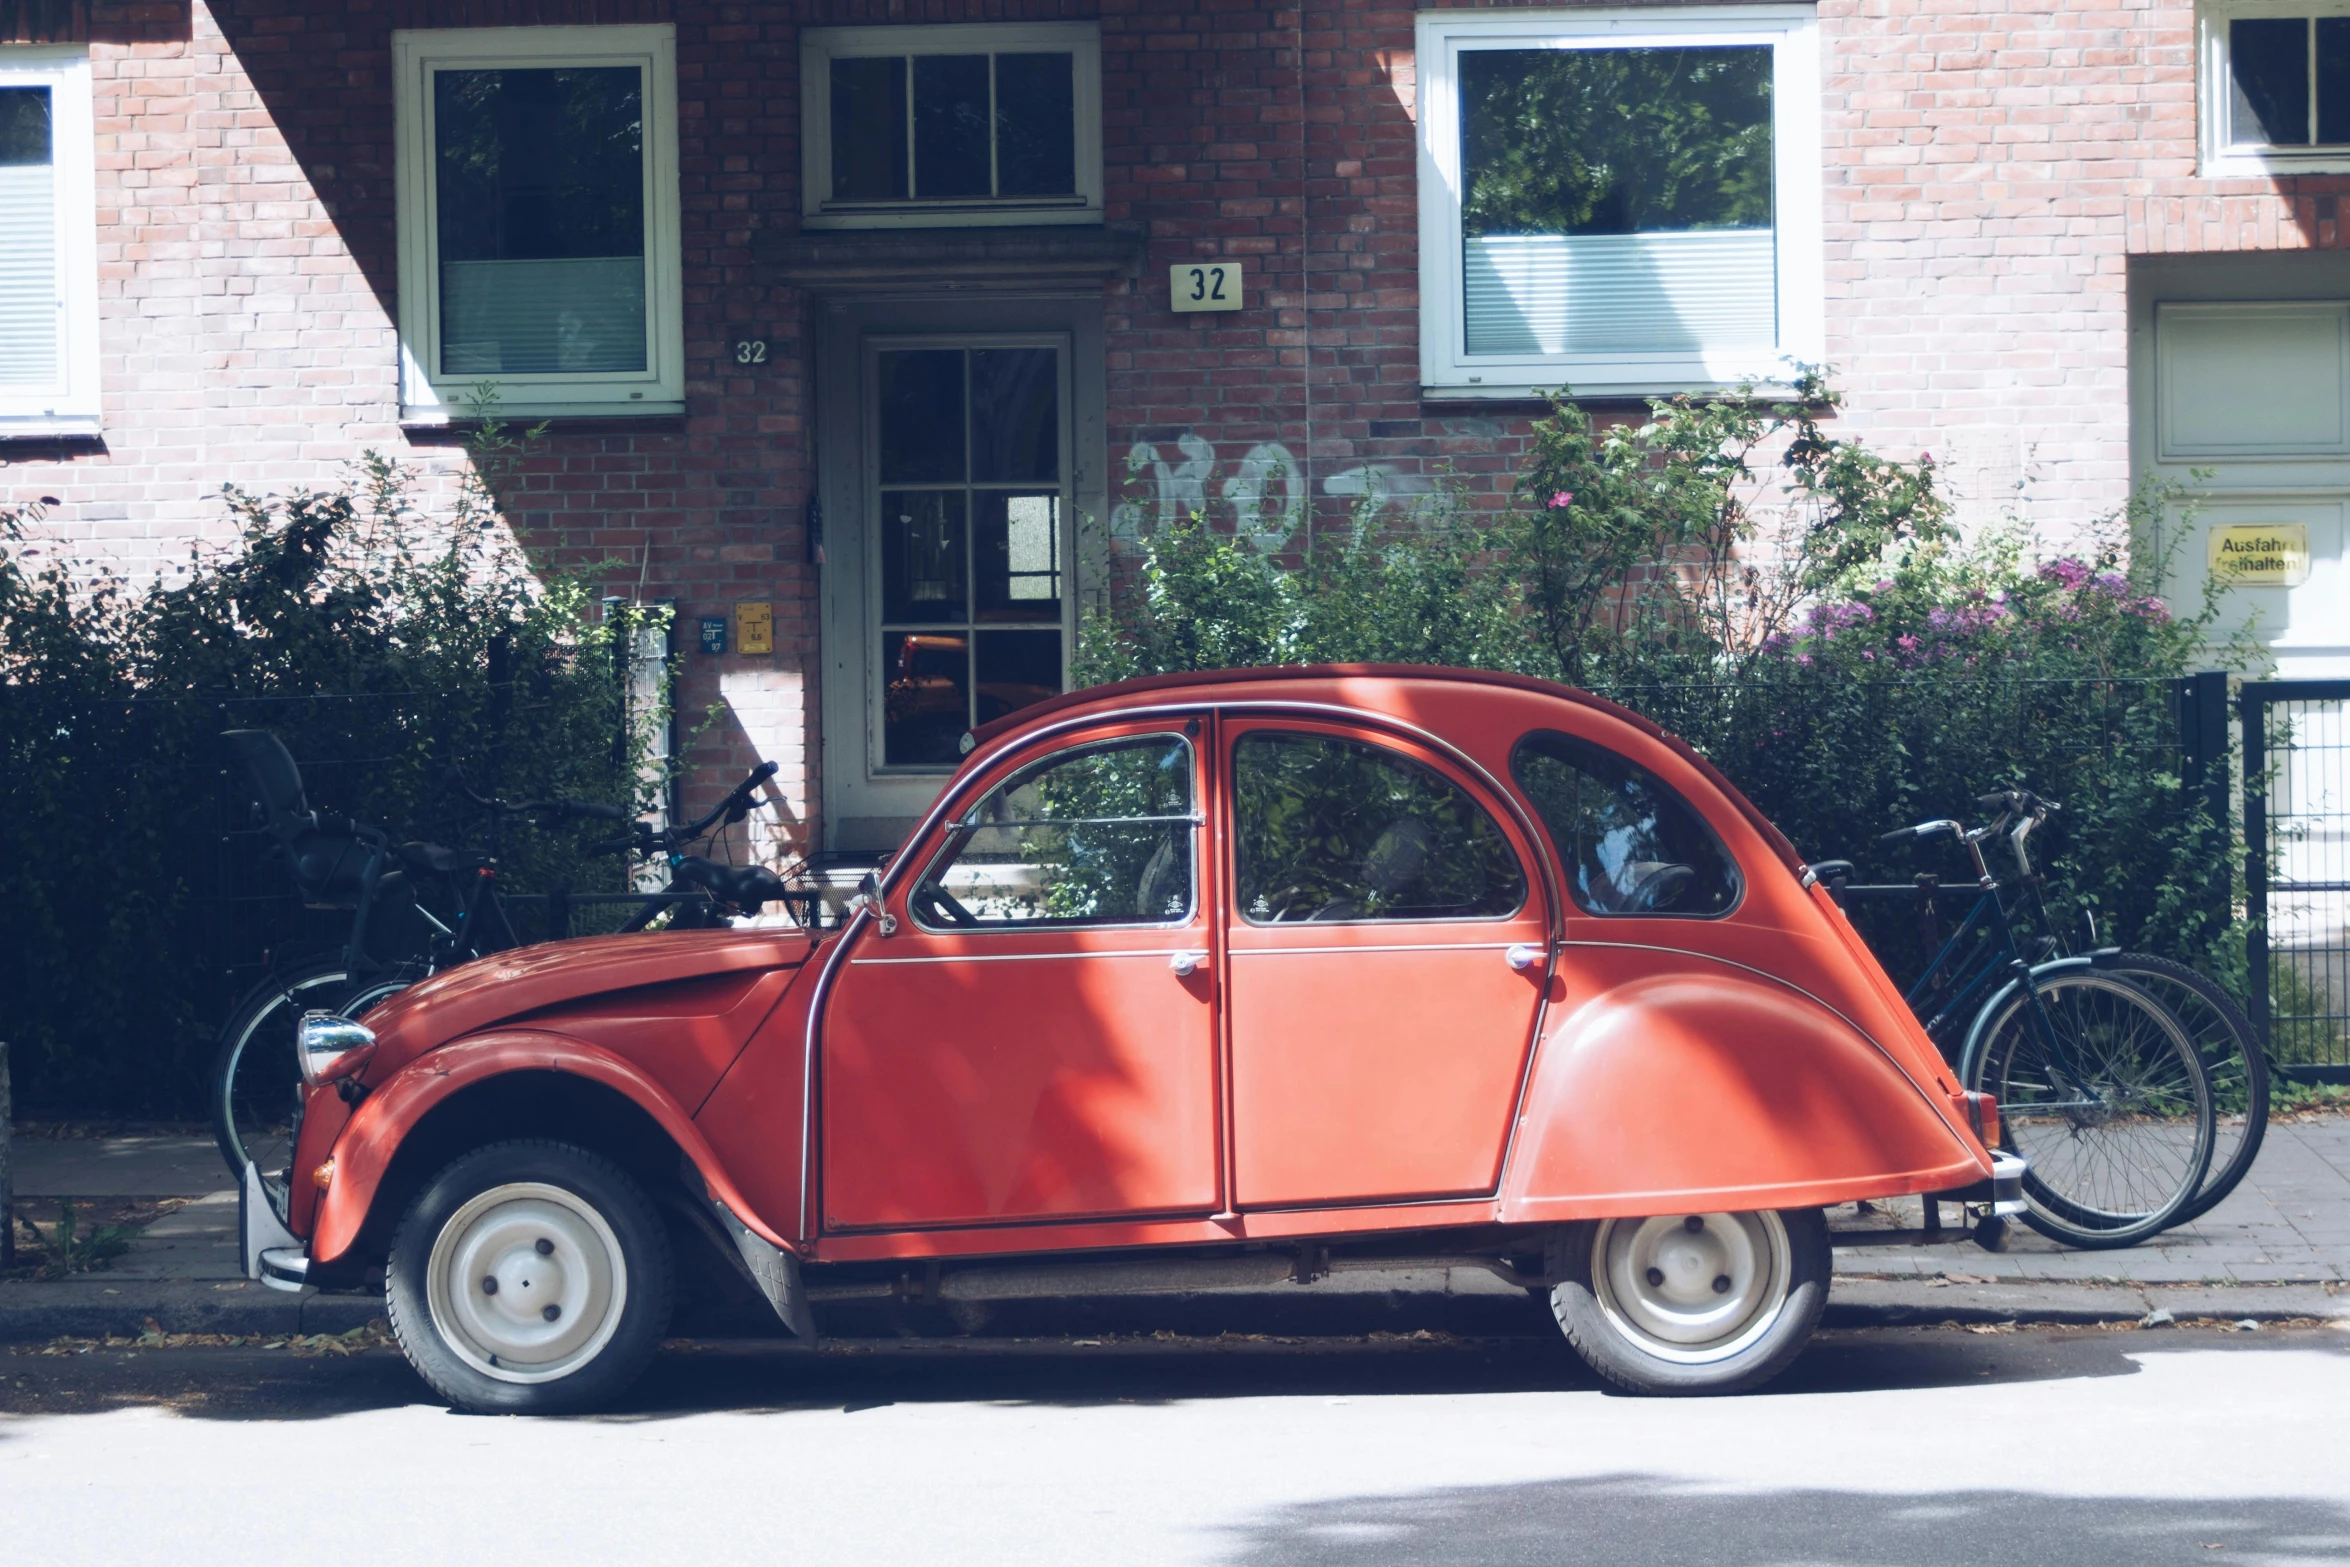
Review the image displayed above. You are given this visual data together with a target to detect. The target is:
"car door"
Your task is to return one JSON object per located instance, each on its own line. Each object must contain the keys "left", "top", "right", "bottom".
{"left": 1221, "top": 718, "right": 1553, "bottom": 1209}
{"left": 820, "top": 725, "right": 1221, "bottom": 1230}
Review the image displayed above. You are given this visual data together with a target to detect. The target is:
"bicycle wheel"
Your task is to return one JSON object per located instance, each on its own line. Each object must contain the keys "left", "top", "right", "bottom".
{"left": 1962, "top": 969, "right": 2214, "bottom": 1249}
{"left": 207, "top": 957, "right": 353, "bottom": 1182}
{"left": 2099, "top": 953, "right": 2268, "bottom": 1227}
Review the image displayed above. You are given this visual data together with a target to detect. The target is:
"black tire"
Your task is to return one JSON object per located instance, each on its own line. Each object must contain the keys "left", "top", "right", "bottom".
{"left": 207, "top": 957, "right": 354, "bottom": 1182}
{"left": 1546, "top": 1207, "right": 1830, "bottom": 1395}
{"left": 2097, "top": 953, "right": 2268, "bottom": 1227}
{"left": 386, "top": 1139, "right": 673, "bottom": 1415}
{"left": 1963, "top": 969, "right": 2214, "bottom": 1249}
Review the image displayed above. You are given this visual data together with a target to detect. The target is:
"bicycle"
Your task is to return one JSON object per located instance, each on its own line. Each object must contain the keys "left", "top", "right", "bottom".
{"left": 1819, "top": 798, "right": 2214, "bottom": 1249}
{"left": 1977, "top": 787, "right": 2269, "bottom": 1229}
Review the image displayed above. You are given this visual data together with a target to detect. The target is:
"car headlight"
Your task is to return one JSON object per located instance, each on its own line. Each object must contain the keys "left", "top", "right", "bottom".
{"left": 297, "top": 1011, "right": 376, "bottom": 1087}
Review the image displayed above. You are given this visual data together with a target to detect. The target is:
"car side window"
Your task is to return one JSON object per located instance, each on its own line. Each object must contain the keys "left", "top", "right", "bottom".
{"left": 1511, "top": 730, "right": 1741, "bottom": 917}
{"left": 911, "top": 735, "right": 1196, "bottom": 928}
{"left": 1233, "top": 731, "right": 1527, "bottom": 923}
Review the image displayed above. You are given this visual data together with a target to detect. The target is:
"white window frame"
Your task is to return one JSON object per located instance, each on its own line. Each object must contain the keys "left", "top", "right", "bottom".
{"left": 2198, "top": 0, "right": 2350, "bottom": 175}
{"left": 1415, "top": 6, "right": 1823, "bottom": 399}
{"left": 801, "top": 23, "right": 1104, "bottom": 231}
{"left": 392, "top": 24, "right": 683, "bottom": 422}
{"left": 0, "top": 47, "right": 98, "bottom": 437}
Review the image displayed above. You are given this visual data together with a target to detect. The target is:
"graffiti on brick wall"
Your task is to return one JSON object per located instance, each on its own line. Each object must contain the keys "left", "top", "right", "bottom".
{"left": 1111, "top": 436, "right": 1434, "bottom": 549}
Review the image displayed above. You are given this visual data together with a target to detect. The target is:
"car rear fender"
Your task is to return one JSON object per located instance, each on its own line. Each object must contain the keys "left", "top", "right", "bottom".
{"left": 310, "top": 1030, "right": 794, "bottom": 1264}
{"left": 1500, "top": 968, "right": 1990, "bottom": 1222}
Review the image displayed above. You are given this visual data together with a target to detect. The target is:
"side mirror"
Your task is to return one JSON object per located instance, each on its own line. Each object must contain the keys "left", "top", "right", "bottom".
{"left": 850, "top": 870, "right": 896, "bottom": 936}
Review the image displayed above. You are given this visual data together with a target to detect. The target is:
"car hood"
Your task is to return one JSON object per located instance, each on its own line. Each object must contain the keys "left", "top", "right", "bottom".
{"left": 359, "top": 929, "right": 819, "bottom": 1072}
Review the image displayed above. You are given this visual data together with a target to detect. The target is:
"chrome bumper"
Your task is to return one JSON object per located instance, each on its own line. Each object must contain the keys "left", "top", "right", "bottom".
{"left": 239, "top": 1160, "right": 310, "bottom": 1293}
{"left": 1988, "top": 1150, "right": 2028, "bottom": 1216}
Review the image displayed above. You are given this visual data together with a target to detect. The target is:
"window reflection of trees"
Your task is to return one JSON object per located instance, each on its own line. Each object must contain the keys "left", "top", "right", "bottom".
{"left": 1511, "top": 731, "right": 1741, "bottom": 916}
{"left": 915, "top": 737, "right": 1194, "bottom": 926}
{"left": 1234, "top": 734, "right": 1526, "bottom": 924}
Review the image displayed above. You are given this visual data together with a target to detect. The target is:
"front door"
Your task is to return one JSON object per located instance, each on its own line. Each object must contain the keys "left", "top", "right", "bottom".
{"left": 1220, "top": 720, "right": 1553, "bottom": 1209}
{"left": 820, "top": 727, "right": 1219, "bottom": 1229}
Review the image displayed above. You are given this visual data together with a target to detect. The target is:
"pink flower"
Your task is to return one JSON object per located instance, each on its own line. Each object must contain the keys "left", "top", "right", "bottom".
{"left": 1548, "top": 491, "right": 1574, "bottom": 509}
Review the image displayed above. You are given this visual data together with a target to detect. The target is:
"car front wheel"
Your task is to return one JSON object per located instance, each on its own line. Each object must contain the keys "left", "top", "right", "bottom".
{"left": 386, "top": 1140, "right": 673, "bottom": 1414}
{"left": 1546, "top": 1207, "right": 1828, "bottom": 1395}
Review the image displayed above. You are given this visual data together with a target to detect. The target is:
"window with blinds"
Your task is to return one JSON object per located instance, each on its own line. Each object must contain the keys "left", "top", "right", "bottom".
{"left": 0, "top": 86, "right": 57, "bottom": 392}
{"left": 0, "top": 49, "right": 95, "bottom": 432}
{"left": 1415, "top": 9, "right": 1821, "bottom": 397}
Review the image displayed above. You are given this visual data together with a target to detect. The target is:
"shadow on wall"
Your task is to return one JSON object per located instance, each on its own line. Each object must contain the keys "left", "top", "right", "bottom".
{"left": 1223, "top": 1474, "right": 2350, "bottom": 1567}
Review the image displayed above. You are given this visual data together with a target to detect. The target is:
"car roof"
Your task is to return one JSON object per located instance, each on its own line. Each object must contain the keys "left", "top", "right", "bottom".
{"left": 966, "top": 664, "right": 1806, "bottom": 876}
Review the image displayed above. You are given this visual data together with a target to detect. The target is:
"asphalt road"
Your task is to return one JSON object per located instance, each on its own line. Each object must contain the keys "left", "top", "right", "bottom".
{"left": 4, "top": 1327, "right": 2349, "bottom": 1565}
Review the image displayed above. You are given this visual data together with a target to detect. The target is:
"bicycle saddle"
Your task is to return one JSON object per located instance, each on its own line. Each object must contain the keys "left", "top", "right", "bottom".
{"left": 676, "top": 857, "right": 792, "bottom": 913}
{"left": 396, "top": 840, "right": 492, "bottom": 878}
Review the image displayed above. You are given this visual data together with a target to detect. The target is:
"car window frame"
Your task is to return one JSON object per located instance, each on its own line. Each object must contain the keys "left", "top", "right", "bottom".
{"left": 906, "top": 729, "right": 1204, "bottom": 933}
{"left": 1509, "top": 727, "right": 1746, "bottom": 921}
{"left": 1227, "top": 720, "right": 1533, "bottom": 928}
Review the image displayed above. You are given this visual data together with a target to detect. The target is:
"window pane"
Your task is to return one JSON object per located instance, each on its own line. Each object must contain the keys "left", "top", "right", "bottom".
{"left": 970, "top": 346, "right": 1058, "bottom": 481}
{"left": 877, "top": 349, "right": 966, "bottom": 483}
{"left": 2231, "top": 19, "right": 2312, "bottom": 146}
{"left": 831, "top": 56, "right": 908, "bottom": 200}
{"left": 996, "top": 53, "right": 1077, "bottom": 196}
{"left": 1234, "top": 733, "right": 1526, "bottom": 923}
{"left": 913, "top": 54, "right": 991, "bottom": 199}
{"left": 880, "top": 491, "right": 968, "bottom": 623}
{"left": 883, "top": 631, "right": 970, "bottom": 766}
{"left": 1511, "top": 731, "right": 1740, "bottom": 916}
{"left": 975, "top": 629, "right": 1062, "bottom": 725}
{"left": 2320, "top": 18, "right": 2350, "bottom": 143}
{"left": 975, "top": 493, "right": 1062, "bottom": 622}
{"left": 433, "top": 67, "right": 647, "bottom": 375}
{"left": 915, "top": 738, "right": 1194, "bottom": 926}
{"left": 0, "top": 86, "right": 55, "bottom": 390}
{"left": 1459, "top": 45, "right": 1775, "bottom": 357}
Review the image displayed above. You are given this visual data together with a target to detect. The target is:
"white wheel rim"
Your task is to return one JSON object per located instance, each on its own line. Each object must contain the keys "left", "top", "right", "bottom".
{"left": 425, "top": 1182, "right": 628, "bottom": 1385}
{"left": 1590, "top": 1211, "right": 1791, "bottom": 1365}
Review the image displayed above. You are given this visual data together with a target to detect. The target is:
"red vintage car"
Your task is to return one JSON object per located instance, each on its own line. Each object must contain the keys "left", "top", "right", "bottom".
{"left": 244, "top": 666, "right": 2020, "bottom": 1409}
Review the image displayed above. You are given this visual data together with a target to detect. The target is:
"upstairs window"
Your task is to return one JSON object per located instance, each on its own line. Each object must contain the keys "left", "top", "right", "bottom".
{"left": 2201, "top": 2, "right": 2350, "bottom": 171}
{"left": 393, "top": 26, "right": 683, "bottom": 421}
{"left": 1415, "top": 7, "right": 1821, "bottom": 398}
{"left": 802, "top": 24, "right": 1103, "bottom": 229}
{"left": 0, "top": 48, "right": 97, "bottom": 436}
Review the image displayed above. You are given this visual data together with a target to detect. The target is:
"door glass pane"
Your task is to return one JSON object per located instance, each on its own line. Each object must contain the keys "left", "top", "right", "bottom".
{"left": 975, "top": 493, "right": 1061, "bottom": 621}
{"left": 975, "top": 629, "right": 1062, "bottom": 726}
{"left": 831, "top": 56, "right": 909, "bottom": 200}
{"left": 882, "top": 632, "right": 970, "bottom": 767}
{"left": 996, "top": 53, "right": 1077, "bottom": 196}
{"left": 877, "top": 349, "right": 966, "bottom": 482}
{"left": 1233, "top": 733, "right": 1527, "bottom": 923}
{"left": 1511, "top": 730, "right": 1741, "bottom": 916}
{"left": 2319, "top": 18, "right": 2350, "bottom": 144}
{"left": 880, "top": 491, "right": 968, "bottom": 623}
{"left": 2231, "top": 19, "right": 2312, "bottom": 145}
{"left": 914, "top": 737, "right": 1195, "bottom": 927}
{"left": 970, "top": 346, "right": 1059, "bottom": 481}
{"left": 434, "top": 67, "right": 647, "bottom": 375}
{"left": 912, "top": 54, "right": 991, "bottom": 199}
{"left": 0, "top": 86, "right": 56, "bottom": 390}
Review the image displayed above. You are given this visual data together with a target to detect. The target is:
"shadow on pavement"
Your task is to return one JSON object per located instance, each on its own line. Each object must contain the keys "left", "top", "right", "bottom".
{"left": 1218, "top": 1473, "right": 2350, "bottom": 1567}
{"left": 3, "top": 1324, "right": 2297, "bottom": 1425}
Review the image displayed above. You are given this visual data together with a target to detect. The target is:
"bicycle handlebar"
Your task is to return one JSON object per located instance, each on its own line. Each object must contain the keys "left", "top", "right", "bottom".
{"left": 1879, "top": 819, "right": 1962, "bottom": 843}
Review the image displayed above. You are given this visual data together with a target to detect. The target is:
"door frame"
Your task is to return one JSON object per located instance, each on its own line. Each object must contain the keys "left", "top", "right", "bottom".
{"left": 814, "top": 292, "right": 1109, "bottom": 855}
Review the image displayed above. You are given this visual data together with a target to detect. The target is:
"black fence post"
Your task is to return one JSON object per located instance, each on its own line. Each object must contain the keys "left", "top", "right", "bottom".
{"left": 2241, "top": 687, "right": 2269, "bottom": 1054}
{"left": 1, "top": 1038, "right": 12, "bottom": 1272}
{"left": 2177, "top": 669, "right": 2233, "bottom": 938}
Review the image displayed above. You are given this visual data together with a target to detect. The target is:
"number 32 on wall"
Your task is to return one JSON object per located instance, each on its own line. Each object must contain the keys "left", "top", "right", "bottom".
{"left": 1170, "top": 262, "right": 1244, "bottom": 314}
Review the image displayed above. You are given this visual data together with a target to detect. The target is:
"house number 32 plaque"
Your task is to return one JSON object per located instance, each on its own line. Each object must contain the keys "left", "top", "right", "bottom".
{"left": 1170, "top": 261, "right": 1243, "bottom": 313}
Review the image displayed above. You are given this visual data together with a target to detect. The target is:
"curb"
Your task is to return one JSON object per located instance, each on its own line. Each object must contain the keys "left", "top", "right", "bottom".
{"left": 0, "top": 1281, "right": 382, "bottom": 1342}
{"left": 1823, "top": 1278, "right": 2350, "bottom": 1330}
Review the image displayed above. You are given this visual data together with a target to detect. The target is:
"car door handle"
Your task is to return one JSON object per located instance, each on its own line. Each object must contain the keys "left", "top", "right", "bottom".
{"left": 1505, "top": 944, "right": 1544, "bottom": 972}
{"left": 1170, "top": 950, "right": 1207, "bottom": 977}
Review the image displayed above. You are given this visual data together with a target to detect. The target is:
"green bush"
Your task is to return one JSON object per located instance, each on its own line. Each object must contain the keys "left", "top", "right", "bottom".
{"left": 0, "top": 419, "right": 661, "bottom": 1115}
{"left": 1080, "top": 377, "right": 2245, "bottom": 988}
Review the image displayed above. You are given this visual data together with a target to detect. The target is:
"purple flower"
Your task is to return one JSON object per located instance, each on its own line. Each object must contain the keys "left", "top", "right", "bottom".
{"left": 1548, "top": 490, "right": 1574, "bottom": 509}
{"left": 2090, "top": 571, "right": 2129, "bottom": 597}
{"left": 2037, "top": 557, "right": 2091, "bottom": 589}
{"left": 1796, "top": 653, "right": 1814, "bottom": 667}
{"left": 1874, "top": 578, "right": 1896, "bottom": 593}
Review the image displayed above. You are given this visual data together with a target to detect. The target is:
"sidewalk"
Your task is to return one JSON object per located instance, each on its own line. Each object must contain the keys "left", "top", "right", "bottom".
{"left": 6, "top": 1119, "right": 2349, "bottom": 1342}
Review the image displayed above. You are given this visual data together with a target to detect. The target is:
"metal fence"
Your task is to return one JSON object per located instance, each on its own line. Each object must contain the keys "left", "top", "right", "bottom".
{"left": 2245, "top": 679, "right": 2350, "bottom": 1080}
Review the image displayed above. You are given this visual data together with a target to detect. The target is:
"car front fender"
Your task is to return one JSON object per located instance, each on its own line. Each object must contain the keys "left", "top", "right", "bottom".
{"left": 1501, "top": 968, "right": 1989, "bottom": 1223}
{"left": 309, "top": 1030, "right": 794, "bottom": 1264}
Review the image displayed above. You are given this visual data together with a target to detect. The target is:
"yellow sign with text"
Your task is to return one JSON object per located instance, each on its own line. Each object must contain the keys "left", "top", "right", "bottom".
{"left": 2209, "top": 525, "right": 2310, "bottom": 587}
{"left": 734, "top": 600, "right": 774, "bottom": 655}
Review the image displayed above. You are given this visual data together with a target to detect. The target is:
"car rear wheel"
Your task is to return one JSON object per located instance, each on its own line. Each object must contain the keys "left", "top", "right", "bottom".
{"left": 1547, "top": 1207, "right": 1829, "bottom": 1395}
{"left": 386, "top": 1140, "right": 672, "bottom": 1414}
